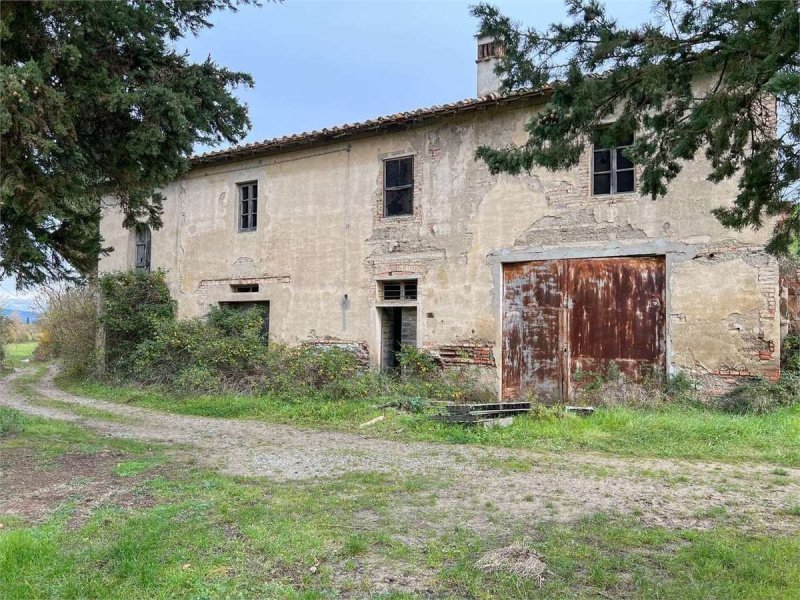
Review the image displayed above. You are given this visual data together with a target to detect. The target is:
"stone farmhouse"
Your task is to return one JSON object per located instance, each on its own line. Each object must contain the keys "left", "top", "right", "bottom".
{"left": 99, "top": 39, "right": 783, "bottom": 402}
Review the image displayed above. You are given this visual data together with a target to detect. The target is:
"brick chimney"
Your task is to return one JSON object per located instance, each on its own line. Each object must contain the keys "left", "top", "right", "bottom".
{"left": 476, "top": 36, "right": 505, "bottom": 97}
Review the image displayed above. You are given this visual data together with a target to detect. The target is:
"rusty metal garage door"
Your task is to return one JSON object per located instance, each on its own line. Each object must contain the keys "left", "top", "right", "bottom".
{"left": 502, "top": 256, "right": 665, "bottom": 402}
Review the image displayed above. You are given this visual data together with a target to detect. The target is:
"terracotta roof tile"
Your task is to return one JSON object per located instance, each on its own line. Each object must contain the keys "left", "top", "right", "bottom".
{"left": 190, "top": 89, "right": 549, "bottom": 166}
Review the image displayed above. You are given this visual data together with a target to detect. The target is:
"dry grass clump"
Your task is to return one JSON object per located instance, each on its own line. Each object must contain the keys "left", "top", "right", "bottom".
{"left": 476, "top": 543, "right": 548, "bottom": 585}
{"left": 573, "top": 365, "right": 700, "bottom": 410}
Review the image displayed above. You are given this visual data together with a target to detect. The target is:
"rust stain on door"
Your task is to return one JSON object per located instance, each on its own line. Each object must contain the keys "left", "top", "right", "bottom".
{"left": 502, "top": 256, "right": 665, "bottom": 402}
{"left": 502, "top": 261, "right": 564, "bottom": 403}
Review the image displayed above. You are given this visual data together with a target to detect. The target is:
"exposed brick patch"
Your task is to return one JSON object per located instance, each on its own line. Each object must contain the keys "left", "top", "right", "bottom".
{"left": 714, "top": 368, "right": 752, "bottom": 377}
{"left": 424, "top": 342, "right": 496, "bottom": 367}
{"left": 543, "top": 140, "right": 644, "bottom": 209}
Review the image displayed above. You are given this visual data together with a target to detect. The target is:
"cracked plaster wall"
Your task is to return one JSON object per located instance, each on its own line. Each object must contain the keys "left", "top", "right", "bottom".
{"left": 100, "top": 100, "right": 781, "bottom": 388}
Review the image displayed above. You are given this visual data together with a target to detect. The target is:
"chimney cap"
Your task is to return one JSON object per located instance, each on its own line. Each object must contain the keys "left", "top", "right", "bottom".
{"left": 476, "top": 36, "right": 505, "bottom": 63}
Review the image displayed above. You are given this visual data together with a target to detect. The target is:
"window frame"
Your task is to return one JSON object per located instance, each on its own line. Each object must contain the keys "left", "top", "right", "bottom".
{"left": 237, "top": 181, "right": 258, "bottom": 232}
{"left": 591, "top": 133, "right": 635, "bottom": 196}
{"left": 134, "top": 223, "right": 151, "bottom": 271}
{"left": 379, "top": 280, "right": 418, "bottom": 302}
{"left": 382, "top": 156, "right": 414, "bottom": 218}
{"left": 231, "top": 284, "right": 260, "bottom": 293}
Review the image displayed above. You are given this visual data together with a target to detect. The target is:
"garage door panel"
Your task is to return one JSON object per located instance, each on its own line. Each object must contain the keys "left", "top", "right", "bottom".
{"left": 502, "top": 261, "right": 563, "bottom": 403}
{"left": 568, "top": 257, "right": 665, "bottom": 369}
{"left": 502, "top": 256, "right": 665, "bottom": 402}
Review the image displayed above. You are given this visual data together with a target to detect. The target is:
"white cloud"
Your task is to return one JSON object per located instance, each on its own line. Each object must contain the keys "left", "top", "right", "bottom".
{"left": 0, "top": 276, "right": 42, "bottom": 312}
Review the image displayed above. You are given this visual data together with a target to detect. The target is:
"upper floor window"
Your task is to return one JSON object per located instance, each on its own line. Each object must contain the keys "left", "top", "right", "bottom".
{"left": 134, "top": 224, "right": 151, "bottom": 271}
{"left": 592, "top": 132, "right": 634, "bottom": 195}
{"left": 384, "top": 157, "right": 414, "bottom": 217}
{"left": 238, "top": 182, "right": 258, "bottom": 231}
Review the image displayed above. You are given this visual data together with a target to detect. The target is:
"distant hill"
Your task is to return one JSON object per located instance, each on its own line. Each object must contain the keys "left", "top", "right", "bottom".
{"left": 1, "top": 308, "right": 40, "bottom": 324}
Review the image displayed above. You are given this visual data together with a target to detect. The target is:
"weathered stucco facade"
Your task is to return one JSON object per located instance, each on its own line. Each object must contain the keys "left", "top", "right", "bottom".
{"left": 99, "top": 84, "right": 781, "bottom": 399}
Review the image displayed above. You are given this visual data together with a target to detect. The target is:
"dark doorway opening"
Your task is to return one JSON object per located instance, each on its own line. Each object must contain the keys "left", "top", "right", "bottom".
{"left": 219, "top": 301, "right": 270, "bottom": 342}
{"left": 379, "top": 306, "right": 417, "bottom": 371}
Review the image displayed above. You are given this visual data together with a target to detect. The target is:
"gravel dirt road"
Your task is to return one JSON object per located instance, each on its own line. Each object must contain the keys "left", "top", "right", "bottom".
{"left": 3, "top": 366, "right": 798, "bottom": 533}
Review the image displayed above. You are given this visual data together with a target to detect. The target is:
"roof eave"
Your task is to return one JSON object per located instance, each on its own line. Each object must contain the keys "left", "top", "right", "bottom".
{"left": 189, "top": 88, "right": 551, "bottom": 168}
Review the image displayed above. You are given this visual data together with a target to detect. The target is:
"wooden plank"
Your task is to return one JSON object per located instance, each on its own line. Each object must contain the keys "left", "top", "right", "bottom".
{"left": 444, "top": 402, "right": 530, "bottom": 414}
{"left": 466, "top": 408, "right": 531, "bottom": 416}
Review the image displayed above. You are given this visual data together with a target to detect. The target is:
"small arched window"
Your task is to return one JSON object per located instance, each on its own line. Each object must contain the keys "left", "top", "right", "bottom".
{"left": 134, "top": 224, "right": 151, "bottom": 271}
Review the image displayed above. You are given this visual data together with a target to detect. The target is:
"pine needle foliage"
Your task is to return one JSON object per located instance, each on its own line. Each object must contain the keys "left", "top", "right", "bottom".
{"left": 471, "top": 0, "right": 800, "bottom": 253}
{"left": 1, "top": 0, "right": 260, "bottom": 288}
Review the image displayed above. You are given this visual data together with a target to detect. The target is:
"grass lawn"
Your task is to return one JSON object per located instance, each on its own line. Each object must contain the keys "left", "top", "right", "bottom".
{"left": 62, "top": 377, "right": 800, "bottom": 466}
{"left": 2, "top": 405, "right": 799, "bottom": 599}
{"left": 3, "top": 342, "right": 37, "bottom": 369}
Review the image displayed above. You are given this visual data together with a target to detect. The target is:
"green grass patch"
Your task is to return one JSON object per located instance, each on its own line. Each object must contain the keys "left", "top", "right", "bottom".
{"left": 0, "top": 406, "right": 24, "bottom": 437}
{"left": 0, "top": 404, "right": 159, "bottom": 460}
{"left": 2, "top": 342, "right": 37, "bottom": 369}
{"left": 28, "top": 395, "right": 133, "bottom": 424}
{"left": 113, "top": 458, "right": 162, "bottom": 478}
{"left": 478, "top": 455, "right": 534, "bottom": 473}
{"left": 2, "top": 407, "right": 799, "bottom": 599}
{"left": 62, "top": 377, "right": 800, "bottom": 466}
{"left": 3, "top": 459, "right": 799, "bottom": 600}
{"left": 428, "top": 514, "right": 800, "bottom": 599}
{"left": 5, "top": 472, "right": 797, "bottom": 599}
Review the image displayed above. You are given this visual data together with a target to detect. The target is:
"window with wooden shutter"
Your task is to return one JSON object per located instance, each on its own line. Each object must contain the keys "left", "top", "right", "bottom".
{"left": 238, "top": 182, "right": 258, "bottom": 231}
{"left": 134, "top": 224, "right": 151, "bottom": 271}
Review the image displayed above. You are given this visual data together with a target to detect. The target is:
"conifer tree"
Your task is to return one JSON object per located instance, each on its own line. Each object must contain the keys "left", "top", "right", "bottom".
{"left": 1, "top": 0, "right": 259, "bottom": 287}
{"left": 472, "top": 0, "right": 799, "bottom": 253}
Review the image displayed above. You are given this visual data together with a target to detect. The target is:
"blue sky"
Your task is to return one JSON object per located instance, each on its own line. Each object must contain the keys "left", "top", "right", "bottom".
{"left": 184, "top": 0, "right": 650, "bottom": 151}
{"left": 2, "top": 0, "right": 650, "bottom": 309}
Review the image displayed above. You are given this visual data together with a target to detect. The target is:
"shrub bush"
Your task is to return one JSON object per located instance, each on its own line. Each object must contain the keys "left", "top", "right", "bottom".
{"left": 173, "top": 365, "right": 225, "bottom": 394}
{"left": 130, "top": 305, "right": 268, "bottom": 389}
{"left": 1, "top": 312, "right": 38, "bottom": 344}
{"left": 116, "top": 311, "right": 495, "bottom": 406}
{"left": 713, "top": 333, "right": 800, "bottom": 414}
{"left": 99, "top": 270, "right": 174, "bottom": 372}
{"left": 395, "top": 345, "right": 497, "bottom": 404}
{"left": 0, "top": 311, "right": 9, "bottom": 372}
{"left": 714, "top": 373, "right": 800, "bottom": 415}
{"left": 87, "top": 274, "right": 492, "bottom": 404}
{"left": 572, "top": 364, "right": 701, "bottom": 410}
{"left": 35, "top": 286, "right": 99, "bottom": 377}
{"left": 266, "top": 344, "right": 361, "bottom": 394}
{"left": 397, "top": 345, "right": 441, "bottom": 380}
{"left": 782, "top": 334, "right": 800, "bottom": 374}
